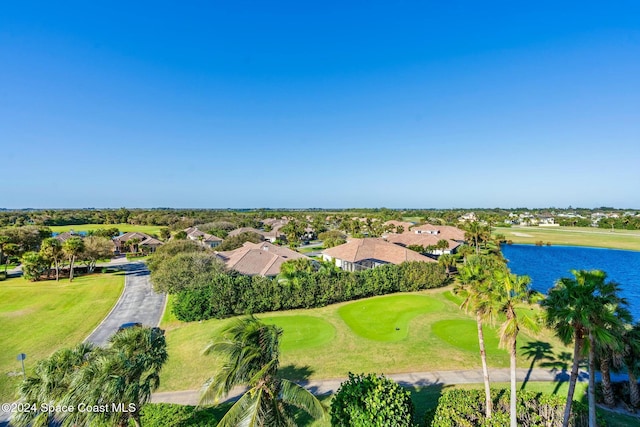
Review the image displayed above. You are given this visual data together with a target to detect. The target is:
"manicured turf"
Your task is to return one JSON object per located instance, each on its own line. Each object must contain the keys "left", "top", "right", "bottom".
{"left": 48, "top": 223, "right": 164, "bottom": 236}
{"left": 494, "top": 226, "right": 640, "bottom": 251}
{"left": 158, "top": 288, "right": 569, "bottom": 394}
{"left": 338, "top": 294, "right": 443, "bottom": 341}
{"left": 261, "top": 315, "right": 335, "bottom": 351}
{"left": 432, "top": 319, "right": 502, "bottom": 354}
{"left": 0, "top": 273, "right": 124, "bottom": 401}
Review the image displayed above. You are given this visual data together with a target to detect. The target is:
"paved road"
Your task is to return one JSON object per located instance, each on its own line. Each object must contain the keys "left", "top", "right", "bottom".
{"left": 84, "top": 262, "right": 166, "bottom": 346}
{"left": 151, "top": 367, "right": 590, "bottom": 405}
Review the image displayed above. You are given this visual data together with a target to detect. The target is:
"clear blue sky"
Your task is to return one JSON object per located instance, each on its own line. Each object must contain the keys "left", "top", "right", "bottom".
{"left": 2, "top": 1, "right": 639, "bottom": 209}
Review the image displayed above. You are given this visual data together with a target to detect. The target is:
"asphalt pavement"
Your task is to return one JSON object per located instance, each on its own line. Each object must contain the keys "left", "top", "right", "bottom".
{"left": 84, "top": 262, "right": 166, "bottom": 346}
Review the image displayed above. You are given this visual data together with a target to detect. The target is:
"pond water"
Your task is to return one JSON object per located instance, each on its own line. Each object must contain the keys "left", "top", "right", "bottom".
{"left": 501, "top": 244, "right": 640, "bottom": 320}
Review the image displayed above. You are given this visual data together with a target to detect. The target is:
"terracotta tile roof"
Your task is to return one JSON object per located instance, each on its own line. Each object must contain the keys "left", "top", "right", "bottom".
{"left": 139, "top": 237, "right": 164, "bottom": 246}
{"left": 54, "top": 231, "right": 77, "bottom": 242}
{"left": 322, "top": 238, "right": 435, "bottom": 265}
{"left": 410, "top": 224, "right": 466, "bottom": 241}
{"left": 114, "top": 232, "right": 154, "bottom": 242}
{"left": 228, "top": 227, "right": 283, "bottom": 240}
{"left": 216, "top": 241, "right": 309, "bottom": 276}
{"left": 185, "top": 228, "right": 223, "bottom": 242}
{"left": 385, "top": 233, "right": 461, "bottom": 250}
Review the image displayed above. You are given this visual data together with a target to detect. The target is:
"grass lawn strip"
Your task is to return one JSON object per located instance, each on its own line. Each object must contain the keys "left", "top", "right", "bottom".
{"left": 494, "top": 226, "right": 640, "bottom": 251}
{"left": 0, "top": 273, "right": 125, "bottom": 401}
{"left": 48, "top": 223, "right": 164, "bottom": 236}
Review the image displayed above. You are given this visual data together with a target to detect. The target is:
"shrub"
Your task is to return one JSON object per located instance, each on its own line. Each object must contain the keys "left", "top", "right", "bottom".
{"left": 136, "top": 403, "right": 220, "bottom": 427}
{"left": 330, "top": 373, "right": 414, "bottom": 427}
{"left": 150, "top": 252, "right": 225, "bottom": 293}
{"left": 425, "top": 388, "right": 592, "bottom": 427}
{"left": 171, "top": 262, "right": 447, "bottom": 321}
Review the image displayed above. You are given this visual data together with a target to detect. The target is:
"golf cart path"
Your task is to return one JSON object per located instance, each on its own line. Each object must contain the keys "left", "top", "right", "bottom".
{"left": 151, "top": 367, "right": 590, "bottom": 405}
{"left": 84, "top": 261, "right": 166, "bottom": 346}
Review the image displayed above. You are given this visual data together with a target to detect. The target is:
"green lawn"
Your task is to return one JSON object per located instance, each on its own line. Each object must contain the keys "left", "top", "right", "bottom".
{"left": 494, "top": 226, "right": 640, "bottom": 251}
{"left": 262, "top": 315, "right": 336, "bottom": 351}
{"left": 0, "top": 273, "right": 124, "bottom": 401}
{"left": 338, "top": 294, "right": 443, "bottom": 341}
{"left": 48, "top": 223, "right": 164, "bottom": 236}
{"left": 157, "top": 288, "right": 570, "bottom": 394}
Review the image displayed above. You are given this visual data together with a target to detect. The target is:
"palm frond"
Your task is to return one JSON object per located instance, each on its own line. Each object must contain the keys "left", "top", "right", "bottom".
{"left": 278, "top": 379, "right": 327, "bottom": 420}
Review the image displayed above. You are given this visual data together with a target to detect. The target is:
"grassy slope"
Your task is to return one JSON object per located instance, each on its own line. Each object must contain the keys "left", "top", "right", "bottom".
{"left": 48, "top": 223, "right": 164, "bottom": 236}
{"left": 0, "top": 273, "right": 124, "bottom": 401}
{"left": 494, "top": 226, "right": 640, "bottom": 251}
{"left": 158, "top": 288, "right": 569, "bottom": 393}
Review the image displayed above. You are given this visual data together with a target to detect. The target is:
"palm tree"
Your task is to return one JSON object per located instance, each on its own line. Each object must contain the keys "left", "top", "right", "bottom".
{"left": 622, "top": 323, "right": 640, "bottom": 407}
{"left": 62, "top": 237, "right": 84, "bottom": 281}
{"left": 543, "top": 269, "right": 629, "bottom": 427}
{"left": 40, "top": 237, "right": 63, "bottom": 281}
{"left": 438, "top": 253, "right": 456, "bottom": 278}
{"left": 13, "top": 343, "right": 96, "bottom": 427}
{"left": 200, "top": 316, "right": 326, "bottom": 426}
{"left": 596, "top": 303, "right": 632, "bottom": 408}
{"left": 3, "top": 242, "right": 19, "bottom": 273}
{"left": 456, "top": 255, "right": 497, "bottom": 419}
{"left": 493, "top": 270, "right": 538, "bottom": 427}
{"left": 68, "top": 326, "right": 168, "bottom": 427}
{"left": 464, "top": 221, "right": 489, "bottom": 255}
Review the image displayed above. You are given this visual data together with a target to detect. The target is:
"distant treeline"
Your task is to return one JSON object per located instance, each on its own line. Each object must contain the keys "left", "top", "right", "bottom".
{"left": 0, "top": 207, "right": 639, "bottom": 230}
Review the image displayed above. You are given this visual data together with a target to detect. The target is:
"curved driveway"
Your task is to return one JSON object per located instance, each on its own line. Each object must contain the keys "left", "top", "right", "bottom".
{"left": 85, "top": 262, "right": 166, "bottom": 347}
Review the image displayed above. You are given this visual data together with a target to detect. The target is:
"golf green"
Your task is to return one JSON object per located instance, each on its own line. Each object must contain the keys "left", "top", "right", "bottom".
{"left": 338, "top": 294, "right": 443, "bottom": 342}
{"left": 260, "top": 315, "right": 336, "bottom": 351}
{"left": 431, "top": 319, "right": 504, "bottom": 356}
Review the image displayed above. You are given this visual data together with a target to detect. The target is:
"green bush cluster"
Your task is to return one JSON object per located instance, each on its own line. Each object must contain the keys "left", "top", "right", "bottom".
{"left": 330, "top": 373, "right": 414, "bottom": 427}
{"left": 135, "top": 403, "right": 220, "bottom": 427}
{"left": 172, "top": 261, "right": 448, "bottom": 321}
{"left": 425, "top": 389, "right": 592, "bottom": 427}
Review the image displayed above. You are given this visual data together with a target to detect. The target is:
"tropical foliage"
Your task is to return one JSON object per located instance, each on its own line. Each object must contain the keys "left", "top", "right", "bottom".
{"left": 200, "top": 316, "right": 326, "bottom": 426}
{"left": 172, "top": 261, "right": 447, "bottom": 321}
{"left": 543, "top": 270, "right": 630, "bottom": 427}
{"left": 330, "top": 373, "right": 414, "bottom": 426}
{"left": 12, "top": 326, "right": 168, "bottom": 427}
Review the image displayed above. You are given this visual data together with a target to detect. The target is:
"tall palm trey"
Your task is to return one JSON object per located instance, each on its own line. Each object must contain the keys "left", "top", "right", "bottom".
{"left": 493, "top": 270, "right": 538, "bottom": 427}
{"left": 200, "top": 315, "right": 326, "bottom": 426}
{"left": 543, "top": 269, "right": 629, "bottom": 427}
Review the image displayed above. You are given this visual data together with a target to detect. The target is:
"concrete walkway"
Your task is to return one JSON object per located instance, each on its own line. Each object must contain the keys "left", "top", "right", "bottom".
{"left": 84, "top": 262, "right": 166, "bottom": 346}
{"left": 151, "top": 367, "right": 589, "bottom": 405}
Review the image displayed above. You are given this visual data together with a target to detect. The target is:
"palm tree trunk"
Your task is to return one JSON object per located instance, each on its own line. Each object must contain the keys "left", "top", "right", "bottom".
{"left": 562, "top": 330, "right": 583, "bottom": 427}
{"left": 477, "top": 313, "right": 492, "bottom": 419}
{"left": 69, "top": 255, "right": 75, "bottom": 282}
{"left": 510, "top": 338, "right": 517, "bottom": 427}
{"left": 588, "top": 331, "right": 596, "bottom": 427}
{"left": 54, "top": 258, "right": 59, "bottom": 282}
{"left": 600, "top": 356, "right": 615, "bottom": 407}
{"left": 629, "top": 370, "right": 639, "bottom": 408}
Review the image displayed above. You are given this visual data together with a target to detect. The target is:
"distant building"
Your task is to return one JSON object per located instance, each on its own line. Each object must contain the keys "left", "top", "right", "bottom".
{"left": 216, "top": 241, "right": 309, "bottom": 277}
{"left": 322, "top": 238, "right": 435, "bottom": 272}
{"left": 184, "top": 227, "right": 223, "bottom": 248}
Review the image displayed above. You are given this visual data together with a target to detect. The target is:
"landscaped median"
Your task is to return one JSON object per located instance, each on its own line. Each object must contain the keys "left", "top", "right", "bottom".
{"left": 0, "top": 273, "right": 124, "bottom": 401}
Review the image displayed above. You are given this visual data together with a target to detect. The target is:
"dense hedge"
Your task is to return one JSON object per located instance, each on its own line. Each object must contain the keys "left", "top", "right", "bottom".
{"left": 330, "top": 373, "right": 414, "bottom": 426}
{"left": 425, "top": 389, "right": 592, "bottom": 427}
{"left": 173, "top": 261, "right": 448, "bottom": 321}
{"left": 134, "top": 403, "right": 220, "bottom": 427}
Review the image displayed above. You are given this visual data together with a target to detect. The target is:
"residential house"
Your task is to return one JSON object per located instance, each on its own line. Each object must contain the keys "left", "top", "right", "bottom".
{"left": 113, "top": 232, "right": 163, "bottom": 254}
{"left": 322, "top": 238, "right": 435, "bottom": 272}
{"left": 184, "top": 227, "right": 223, "bottom": 248}
{"left": 227, "top": 227, "right": 285, "bottom": 243}
{"left": 216, "top": 241, "right": 310, "bottom": 277}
